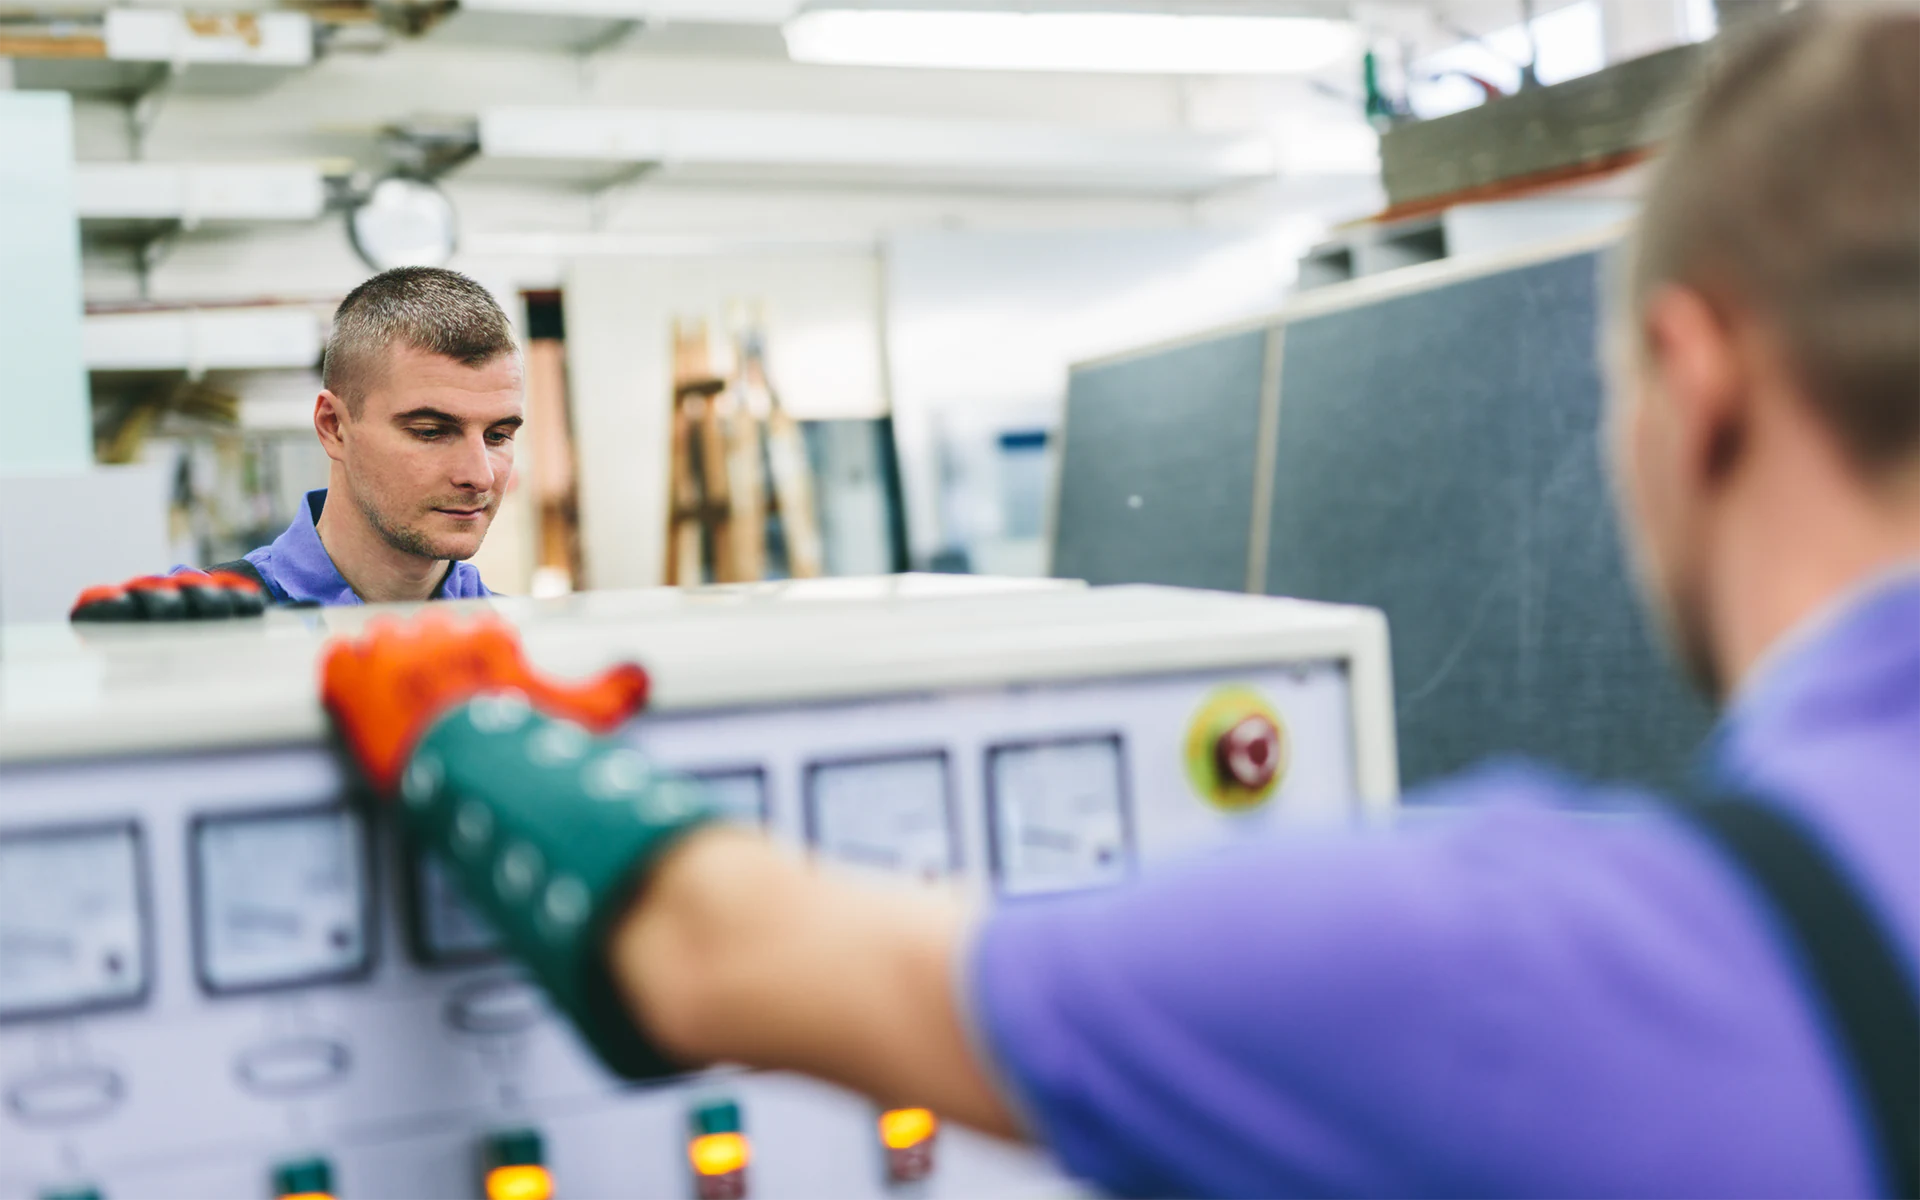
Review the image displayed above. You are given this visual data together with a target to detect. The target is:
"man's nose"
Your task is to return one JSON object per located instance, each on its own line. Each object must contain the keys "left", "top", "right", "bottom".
{"left": 448, "top": 431, "right": 495, "bottom": 492}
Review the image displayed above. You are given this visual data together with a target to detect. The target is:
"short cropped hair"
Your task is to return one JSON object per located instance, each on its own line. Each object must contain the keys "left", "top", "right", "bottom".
{"left": 1629, "top": 7, "right": 1919, "bottom": 477}
{"left": 322, "top": 267, "right": 518, "bottom": 414}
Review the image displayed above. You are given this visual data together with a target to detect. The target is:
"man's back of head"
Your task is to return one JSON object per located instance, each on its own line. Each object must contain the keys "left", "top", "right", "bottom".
{"left": 1613, "top": 6, "right": 1920, "bottom": 698}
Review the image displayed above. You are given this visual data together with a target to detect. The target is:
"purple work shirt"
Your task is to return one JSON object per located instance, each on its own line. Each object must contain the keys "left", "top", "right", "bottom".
{"left": 970, "top": 571, "right": 1919, "bottom": 1198}
{"left": 240, "top": 488, "right": 492, "bottom": 606}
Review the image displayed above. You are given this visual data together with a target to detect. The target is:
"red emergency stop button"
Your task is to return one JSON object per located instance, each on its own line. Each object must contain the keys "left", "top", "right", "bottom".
{"left": 1184, "top": 686, "right": 1290, "bottom": 811}
{"left": 1215, "top": 714, "right": 1281, "bottom": 791}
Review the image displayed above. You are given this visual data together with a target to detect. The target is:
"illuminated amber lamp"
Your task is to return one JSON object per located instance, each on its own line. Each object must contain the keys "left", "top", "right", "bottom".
{"left": 878, "top": 1107, "right": 939, "bottom": 1185}
{"left": 482, "top": 1129, "right": 554, "bottom": 1200}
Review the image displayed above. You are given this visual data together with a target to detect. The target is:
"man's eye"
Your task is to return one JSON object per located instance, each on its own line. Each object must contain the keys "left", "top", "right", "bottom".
{"left": 410, "top": 427, "right": 447, "bottom": 441}
{"left": 487, "top": 430, "right": 517, "bottom": 446}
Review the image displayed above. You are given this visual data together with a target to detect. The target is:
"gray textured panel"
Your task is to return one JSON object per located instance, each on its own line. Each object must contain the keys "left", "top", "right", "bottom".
{"left": 1053, "top": 328, "right": 1267, "bottom": 591}
{"left": 1265, "top": 250, "right": 1713, "bottom": 792}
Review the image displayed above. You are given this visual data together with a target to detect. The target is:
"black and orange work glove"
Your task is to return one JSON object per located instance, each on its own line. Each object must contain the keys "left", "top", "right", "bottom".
{"left": 320, "top": 613, "right": 713, "bottom": 1080}
{"left": 71, "top": 571, "right": 267, "bottom": 622}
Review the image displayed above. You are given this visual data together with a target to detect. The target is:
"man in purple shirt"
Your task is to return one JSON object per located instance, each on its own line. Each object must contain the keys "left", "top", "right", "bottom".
{"left": 72, "top": 268, "right": 509, "bottom": 619}
{"left": 226, "top": 266, "right": 513, "bottom": 605}
{"left": 320, "top": 11, "right": 1916, "bottom": 1198}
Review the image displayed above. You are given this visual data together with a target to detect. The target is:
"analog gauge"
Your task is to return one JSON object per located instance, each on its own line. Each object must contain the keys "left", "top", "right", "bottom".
{"left": 0, "top": 824, "right": 147, "bottom": 1020}
{"left": 688, "top": 767, "right": 768, "bottom": 827}
{"left": 193, "top": 808, "right": 372, "bottom": 994}
{"left": 415, "top": 854, "right": 499, "bottom": 964}
{"left": 805, "top": 753, "right": 955, "bottom": 882}
{"left": 987, "top": 736, "right": 1132, "bottom": 897}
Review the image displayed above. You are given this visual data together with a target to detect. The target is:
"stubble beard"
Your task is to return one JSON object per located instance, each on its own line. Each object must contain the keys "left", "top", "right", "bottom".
{"left": 1635, "top": 537, "right": 1724, "bottom": 704}
{"left": 353, "top": 484, "right": 485, "bottom": 563}
{"left": 1664, "top": 573, "right": 1725, "bottom": 704}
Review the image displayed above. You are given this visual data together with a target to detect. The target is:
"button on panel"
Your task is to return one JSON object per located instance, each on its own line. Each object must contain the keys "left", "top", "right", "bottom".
{"left": 5, "top": 1065, "right": 124, "bottom": 1126}
{"left": 235, "top": 1038, "right": 351, "bottom": 1098}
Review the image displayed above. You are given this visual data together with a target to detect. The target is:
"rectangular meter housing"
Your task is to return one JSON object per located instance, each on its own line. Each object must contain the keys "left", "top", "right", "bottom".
{"left": 805, "top": 752, "right": 957, "bottom": 882}
{"left": 689, "top": 766, "right": 769, "bottom": 827}
{"left": 192, "top": 806, "right": 374, "bottom": 994}
{"left": 0, "top": 822, "right": 149, "bottom": 1022}
{"left": 987, "top": 735, "right": 1133, "bottom": 897}
{"left": 409, "top": 851, "right": 501, "bottom": 965}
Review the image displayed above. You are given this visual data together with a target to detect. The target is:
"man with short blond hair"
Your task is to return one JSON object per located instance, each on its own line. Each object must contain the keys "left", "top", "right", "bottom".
{"left": 323, "top": 11, "right": 1917, "bottom": 1196}
{"left": 222, "top": 266, "right": 521, "bottom": 605}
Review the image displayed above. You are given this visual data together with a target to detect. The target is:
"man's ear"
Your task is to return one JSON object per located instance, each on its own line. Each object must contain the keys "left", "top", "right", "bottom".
{"left": 314, "top": 390, "right": 350, "bottom": 462}
{"left": 1642, "top": 284, "right": 1749, "bottom": 494}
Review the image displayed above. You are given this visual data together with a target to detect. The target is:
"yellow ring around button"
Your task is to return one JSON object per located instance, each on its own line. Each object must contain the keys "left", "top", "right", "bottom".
{"left": 1184, "top": 685, "right": 1289, "bottom": 812}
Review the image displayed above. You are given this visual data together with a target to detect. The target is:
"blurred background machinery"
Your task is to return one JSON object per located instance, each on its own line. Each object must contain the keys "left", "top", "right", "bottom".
{"left": 0, "top": 0, "right": 1791, "bottom": 617}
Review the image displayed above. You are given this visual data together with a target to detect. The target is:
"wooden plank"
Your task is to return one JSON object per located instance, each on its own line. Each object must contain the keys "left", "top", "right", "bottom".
{"left": 0, "top": 33, "right": 107, "bottom": 59}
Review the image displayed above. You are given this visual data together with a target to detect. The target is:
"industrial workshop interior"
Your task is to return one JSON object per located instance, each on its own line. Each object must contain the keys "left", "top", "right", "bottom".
{"left": 4, "top": 0, "right": 1919, "bottom": 1197}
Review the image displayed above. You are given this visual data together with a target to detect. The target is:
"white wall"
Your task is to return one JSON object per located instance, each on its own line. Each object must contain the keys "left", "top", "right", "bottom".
{"left": 0, "top": 466, "right": 170, "bottom": 623}
{"left": 885, "top": 224, "right": 1318, "bottom": 567}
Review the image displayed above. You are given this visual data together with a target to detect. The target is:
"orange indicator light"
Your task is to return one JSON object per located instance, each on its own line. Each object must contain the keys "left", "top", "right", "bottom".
{"left": 280, "top": 1194, "right": 334, "bottom": 1200}
{"left": 485, "top": 1163, "right": 553, "bottom": 1200}
{"left": 689, "top": 1131, "right": 751, "bottom": 1177}
{"left": 878, "top": 1108, "right": 937, "bottom": 1150}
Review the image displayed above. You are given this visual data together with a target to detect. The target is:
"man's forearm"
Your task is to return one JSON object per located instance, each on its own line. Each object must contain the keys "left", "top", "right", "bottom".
{"left": 608, "top": 827, "right": 1021, "bottom": 1139}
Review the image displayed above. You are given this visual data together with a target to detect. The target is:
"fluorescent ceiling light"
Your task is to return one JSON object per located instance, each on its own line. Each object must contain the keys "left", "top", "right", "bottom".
{"left": 784, "top": 11, "right": 1357, "bottom": 75}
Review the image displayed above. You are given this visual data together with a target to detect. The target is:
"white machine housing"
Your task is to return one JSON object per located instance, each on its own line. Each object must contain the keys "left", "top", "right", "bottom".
{"left": 0, "top": 578, "right": 1396, "bottom": 1200}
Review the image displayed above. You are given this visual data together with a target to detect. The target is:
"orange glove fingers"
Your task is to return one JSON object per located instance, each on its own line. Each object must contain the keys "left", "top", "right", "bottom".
{"left": 320, "top": 612, "right": 651, "bottom": 798}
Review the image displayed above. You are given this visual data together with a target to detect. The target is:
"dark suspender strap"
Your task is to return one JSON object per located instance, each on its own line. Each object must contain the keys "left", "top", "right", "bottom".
{"left": 1673, "top": 795, "right": 1919, "bottom": 1198}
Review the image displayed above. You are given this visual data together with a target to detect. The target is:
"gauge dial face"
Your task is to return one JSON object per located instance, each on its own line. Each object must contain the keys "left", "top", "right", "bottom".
{"left": 0, "top": 825, "right": 147, "bottom": 1020}
{"left": 689, "top": 768, "right": 768, "bottom": 827}
{"left": 194, "top": 809, "right": 371, "bottom": 993}
{"left": 417, "top": 854, "right": 499, "bottom": 962}
{"left": 988, "top": 737, "right": 1131, "bottom": 897}
{"left": 806, "top": 754, "right": 955, "bottom": 882}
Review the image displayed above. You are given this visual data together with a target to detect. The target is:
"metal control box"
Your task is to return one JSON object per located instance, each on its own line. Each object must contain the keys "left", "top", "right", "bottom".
{"left": 1, "top": 577, "right": 1396, "bottom": 1200}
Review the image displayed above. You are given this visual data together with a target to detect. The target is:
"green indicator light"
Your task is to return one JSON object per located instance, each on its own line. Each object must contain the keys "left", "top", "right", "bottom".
{"left": 485, "top": 1128, "right": 546, "bottom": 1169}
{"left": 689, "top": 1098, "right": 742, "bottom": 1137}
{"left": 40, "top": 1187, "right": 104, "bottom": 1200}
{"left": 273, "top": 1156, "right": 334, "bottom": 1199}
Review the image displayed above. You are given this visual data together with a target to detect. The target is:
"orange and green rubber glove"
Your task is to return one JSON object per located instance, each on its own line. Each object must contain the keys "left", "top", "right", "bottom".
{"left": 321, "top": 612, "right": 716, "bottom": 1079}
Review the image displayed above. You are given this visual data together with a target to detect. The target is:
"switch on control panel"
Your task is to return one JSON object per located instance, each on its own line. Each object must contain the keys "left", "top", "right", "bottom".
{"left": 688, "top": 1098, "right": 750, "bottom": 1199}
{"left": 482, "top": 1129, "right": 553, "bottom": 1200}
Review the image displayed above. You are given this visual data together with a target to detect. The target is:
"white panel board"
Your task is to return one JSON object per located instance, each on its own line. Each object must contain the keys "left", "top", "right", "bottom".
{"left": 0, "top": 465, "right": 171, "bottom": 624}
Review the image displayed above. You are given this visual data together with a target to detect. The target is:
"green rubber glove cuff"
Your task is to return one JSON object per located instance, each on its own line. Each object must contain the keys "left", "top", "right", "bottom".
{"left": 399, "top": 692, "right": 718, "bottom": 1079}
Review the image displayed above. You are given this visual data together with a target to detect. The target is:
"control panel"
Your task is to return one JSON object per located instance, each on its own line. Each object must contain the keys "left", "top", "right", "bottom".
{"left": 0, "top": 583, "right": 1396, "bottom": 1199}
